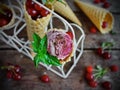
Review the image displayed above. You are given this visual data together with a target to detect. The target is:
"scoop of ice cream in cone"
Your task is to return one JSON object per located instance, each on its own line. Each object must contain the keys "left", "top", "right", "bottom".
{"left": 32, "top": 28, "right": 74, "bottom": 66}
{"left": 53, "top": 0, "right": 82, "bottom": 26}
{"left": 74, "top": 0, "right": 114, "bottom": 34}
{"left": 0, "top": 3, "right": 15, "bottom": 29}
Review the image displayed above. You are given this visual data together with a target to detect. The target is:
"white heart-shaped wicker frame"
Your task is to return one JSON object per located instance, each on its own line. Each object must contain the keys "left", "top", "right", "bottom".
{"left": 0, "top": 0, "right": 85, "bottom": 78}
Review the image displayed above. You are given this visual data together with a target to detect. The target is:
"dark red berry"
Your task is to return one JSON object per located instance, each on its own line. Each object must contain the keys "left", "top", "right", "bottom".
{"left": 102, "top": 21, "right": 108, "bottom": 28}
{"left": 90, "top": 26, "right": 97, "bottom": 33}
{"left": 103, "top": 2, "right": 111, "bottom": 8}
{"left": 14, "top": 65, "right": 21, "bottom": 73}
{"left": 86, "top": 66, "right": 93, "bottom": 73}
{"left": 85, "top": 73, "right": 94, "bottom": 81}
{"left": 27, "top": 8, "right": 38, "bottom": 17}
{"left": 66, "top": 31, "right": 73, "bottom": 39}
{"left": 102, "top": 52, "right": 111, "bottom": 59}
{"left": 0, "top": 18, "right": 8, "bottom": 27}
{"left": 26, "top": 0, "right": 35, "bottom": 8}
{"left": 102, "top": 81, "right": 112, "bottom": 89}
{"left": 40, "top": 74, "right": 50, "bottom": 83}
{"left": 13, "top": 73, "right": 22, "bottom": 80}
{"left": 94, "top": 0, "right": 100, "bottom": 4}
{"left": 34, "top": 3, "right": 43, "bottom": 11}
{"left": 100, "top": 0, "right": 106, "bottom": 2}
{"left": 6, "top": 71, "right": 13, "bottom": 79}
{"left": 40, "top": 9, "right": 49, "bottom": 17}
{"left": 96, "top": 47, "right": 104, "bottom": 56}
{"left": 110, "top": 65, "right": 119, "bottom": 72}
{"left": 88, "top": 80, "right": 98, "bottom": 88}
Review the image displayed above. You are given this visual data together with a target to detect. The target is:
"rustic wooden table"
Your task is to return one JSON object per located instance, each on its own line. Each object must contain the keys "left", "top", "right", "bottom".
{"left": 0, "top": 0, "right": 120, "bottom": 90}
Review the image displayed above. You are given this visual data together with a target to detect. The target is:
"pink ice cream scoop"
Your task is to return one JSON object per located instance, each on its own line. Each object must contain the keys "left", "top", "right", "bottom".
{"left": 47, "top": 30, "right": 73, "bottom": 60}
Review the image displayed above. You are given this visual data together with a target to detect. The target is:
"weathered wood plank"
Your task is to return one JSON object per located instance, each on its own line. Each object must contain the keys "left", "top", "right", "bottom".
{"left": 0, "top": 50, "right": 120, "bottom": 90}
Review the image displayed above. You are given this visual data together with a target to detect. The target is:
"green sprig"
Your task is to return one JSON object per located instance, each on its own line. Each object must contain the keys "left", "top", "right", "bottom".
{"left": 102, "top": 42, "right": 114, "bottom": 49}
{"left": 32, "top": 33, "right": 61, "bottom": 67}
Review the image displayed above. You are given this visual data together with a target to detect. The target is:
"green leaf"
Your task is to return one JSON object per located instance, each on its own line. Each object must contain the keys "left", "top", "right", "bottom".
{"left": 47, "top": 53, "right": 61, "bottom": 66}
{"left": 102, "top": 42, "right": 114, "bottom": 49}
{"left": 34, "top": 54, "right": 41, "bottom": 67}
{"left": 32, "top": 33, "right": 41, "bottom": 53}
{"left": 39, "top": 35, "right": 47, "bottom": 54}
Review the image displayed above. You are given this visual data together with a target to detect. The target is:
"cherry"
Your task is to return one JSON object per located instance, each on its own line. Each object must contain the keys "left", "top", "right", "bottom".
{"left": 94, "top": 0, "right": 100, "bottom": 4}
{"left": 26, "top": 0, "right": 35, "bottom": 8}
{"left": 6, "top": 71, "right": 13, "bottom": 79}
{"left": 88, "top": 80, "right": 98, "bottom": 88}
{"left": 109, "top": 65, "right": 119, "bottom": 72}
{"left": 102, "top": 21, "right": 108, "bottom": 29}
{"left": 102, "top": 52, "right": 111, "bottom": 60}
{"left": 102, "top": 81, "right": 112, "bottom": 89}
{"left": 86, "top": 66, "right": 93, "bottom": 73}
{"left": 13, "top": 73, "right": 22, "bottom": 81}
{"left": 100, "top": 0, "right": 106, "bottom": 2}
{"left": 66, "top": 31, "right": 73, "bottom": 39}
{"left": 34, "top": 3, "right": 43, "bottom": 11}
{"left": 14, "top": 65, "right": 21, "bottom": 73}
{"left": 40, "top": 74, "right": 50, "bottom": 83}
{"left": 0, "top": 18, "right": 8, "bottom": 27}
{"left": 90, "top": 26, "right": 97, "bottom": 33}
{"left": 85, "top": 73, "right": 94, "bottom": 81}
{"left": 27, "top": 8, "right": 38, "bottom": 17}
{"left": 96, "top": 47, "right": 104, "bottom": 56}
{"left": 103, "top": 2, "right": 111, "bottom": 8}
{"left": 40, "top": 9, "right": 49, "bottom": 17}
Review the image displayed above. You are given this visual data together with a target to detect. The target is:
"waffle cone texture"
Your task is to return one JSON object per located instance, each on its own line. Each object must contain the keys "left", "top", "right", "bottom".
{"left": 24, "top": 5, "right": 52, "bottom": 41}
{"left": 53, "top": 0, "right": 82, "bottom": 26}
{"left": 74, "top": 0, "right": 114, "bottom": 34}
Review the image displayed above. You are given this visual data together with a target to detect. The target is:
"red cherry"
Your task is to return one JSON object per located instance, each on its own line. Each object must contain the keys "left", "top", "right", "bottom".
{"left": 100, "top": 0, "right": 106, "bottom": 2}
{"left": 0, "top": 18, "right": 8, "bottom": 27}
{"left": 66, "top": 31, "right": 73, "bottom": 39}
{"left": 88, "top": 80, "right": 98, "bottom": 88}
{"left": 109, "top": 65, "right": 119, "bottom": 72}
{"left": 90, "top": 26, "right": 97, "bottom": 33}
{"left": 6, "top": 71, "right": 13, "bottom": 79}
{"left": 96, "top": 47, "right": 104, "bottom": 56}
{"left": 26, "top": 0, "right": 35, "bottom": 8}
{"left": 85, "top": 73, "right": 94, "bottom": 81}
{"left": 86, "top": 66, "right": 93, "bottom": 73}
{"left": 103, "top": 2, "right": 111, "bottom": 8}
{"left": 102, "top": 52, "right": 111, "bottom": 60}
{"left": 14, "top": 65, "right": 21, "bottom": 73}
{"left": 94, "top": 0, "right": 100, "bottom": 4}
{"left": 40, "top": 9, "right": 49, "bottom": 17}
{"left": 27, "top": 8, "right": 38, "bottom": 17}
{"left": 102, "top": 81, "right": 112, "bottom": 89}
{"left": 13, "top": 73, "right": 22, "bottom": 80}
{"left": 40, "top": 74, "right": 50, "bottom": 83}
{"left": 102, "top": 21, "right": 108, "bottom": 29}
{"left": 34, "top": 3, "right": 43, "bottom": 11}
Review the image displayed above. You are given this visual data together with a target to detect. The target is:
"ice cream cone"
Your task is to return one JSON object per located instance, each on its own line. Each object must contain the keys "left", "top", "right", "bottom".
{"left": 53, "top": 0, "right": 82, "bottom": 26}
{"left": 74, "top": 0, "right": 114, "bottom": 34}
{"left": 24, "top": 5, "right": 52, "bottom": 41}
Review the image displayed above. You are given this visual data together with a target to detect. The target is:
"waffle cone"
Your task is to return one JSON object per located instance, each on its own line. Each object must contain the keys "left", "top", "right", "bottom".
{"left": 53, "top": 0, "right": 82, "bottom": 26}
{"left": 24, "top": 5, "right": 52, "bottom": 41}
{"left": 74, "top": 0, "right": 114, "bottom": 34}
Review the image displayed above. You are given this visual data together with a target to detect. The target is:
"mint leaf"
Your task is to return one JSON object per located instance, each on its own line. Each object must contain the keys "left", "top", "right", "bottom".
{"left": 102, "top": 42, "right": 114, "bottom": 49}
{"left": 42, "top": 0, "right": 47, "bottom": 4}
{"left": 32, "top": 33, "right": 41, "bottom": 53}
{"left": 47, "top": 53, "right": 61, "bottom": 66}
{"left": 39, "top": 35, "right": 47, "bottom": 54}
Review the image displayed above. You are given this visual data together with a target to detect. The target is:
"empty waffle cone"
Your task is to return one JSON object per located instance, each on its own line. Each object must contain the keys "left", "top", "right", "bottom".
{"left": 74, "top": 0, "right": 114, "bottom": 34}
{"left": 24, "top": 5, "right": 52, "bottom": 41}
{"left": 53, "top": 0, "right": 82, "bottom": 26}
